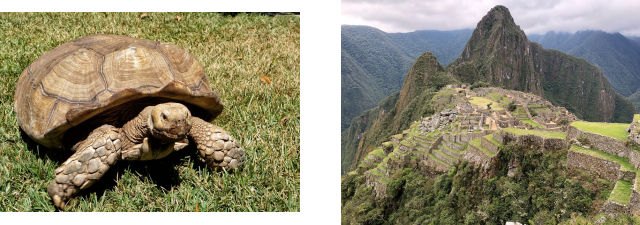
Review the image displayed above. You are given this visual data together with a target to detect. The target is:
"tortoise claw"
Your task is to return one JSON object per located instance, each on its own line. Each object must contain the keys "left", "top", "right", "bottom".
{"left": 190, "top": 117, "right": 245, "bottom": 170}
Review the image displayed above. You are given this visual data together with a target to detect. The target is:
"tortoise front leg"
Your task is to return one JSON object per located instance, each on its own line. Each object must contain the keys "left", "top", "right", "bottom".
{"left": 48, "top": 125, "right": 122, "bottom": 209}
{"left": 189, "top": 117, "right": 245, "bottom": 170}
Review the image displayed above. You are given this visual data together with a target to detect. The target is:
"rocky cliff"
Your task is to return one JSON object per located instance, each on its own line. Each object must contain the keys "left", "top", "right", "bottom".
{"left": 449, "top": 5, "right": 634, "bottom": 122}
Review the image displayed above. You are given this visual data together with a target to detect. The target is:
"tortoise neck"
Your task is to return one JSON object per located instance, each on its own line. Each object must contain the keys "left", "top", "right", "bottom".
{"left": 121, "top": 107, "right": 153, "bottom": 146}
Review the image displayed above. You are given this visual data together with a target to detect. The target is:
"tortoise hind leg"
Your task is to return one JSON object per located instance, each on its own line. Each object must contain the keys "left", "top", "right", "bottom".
{"left": 189, "top": 117, "right": 245, "bottom": 170}
{"left": 48, "top": 125, "right": 122, "bottom": 209}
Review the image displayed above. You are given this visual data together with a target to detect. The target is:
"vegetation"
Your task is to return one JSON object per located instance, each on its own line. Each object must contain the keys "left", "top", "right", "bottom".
{"left": 520, "top": 119, "right": 543, "bottom": 129}
{"left": 469, "top": 137, "right": 496, "bottom": 157}
{"left": 341, "top": 54, "right": 461, "bottom": 174}
{"left": 558, "top": 119, "right": 569, "bottom": 126}
{"left": 529, "top": 30, "right": 640, "bottom": 97}
{"left": 341, "top": 4, "right": 640, "bottom": 223}
{"left": 342, "top": 143, "right": 613, "bottom": 224}
{"left": 609, "top": 180, "right": 633, "bottom": 205}
{"left": 341, "top": 25, "right": 472, "bottom": 130}
{"left": 570, "top": 145, "right": 636, "bottom": 172}
{"left": 469, "top": 97, "right": 503, "bottom": 110}
{"left": 369, "top": 148, "right": 386, "bottom": 158}
{"left": 447, "top": 5, "right": 634, "bottom": 123}
{"left": 484, "top": 134, "right": 502, "bottom": 147}
{"left": 508, "top": 101, "right": 517, "bottom": 111}
{"left": 341, "top": 26, "right": 414, "bottom": 131}
{"left": 502, "top": 128, "right": 566, "bottom": 139}
{"left": 0, "top": 12, "right": 299, "bottom": 211}
{"left": 570, "top": 121, "right": 630, "bottom": 141}
{"left": 560, "top": 214, "right": 640, "bottom": 225}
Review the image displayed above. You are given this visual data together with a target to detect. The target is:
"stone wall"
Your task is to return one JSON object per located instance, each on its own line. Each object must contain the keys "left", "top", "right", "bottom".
{"left": 630, "top": 151, "right": 640, "bottom": 170}
{"left": 387, "top": 152, "right": 409, "bottom": 172}
{"left": 630, "top": 190, "right": 640, "bottom": 215}
{"left": 364, "top": 170, "right": 388, "bottom": 198}
{"left": 566, "top": 126, "right": 631, "bottom": 159}
{"left": 498, "top": 131, "right": 566, "bottom": 152}
{"left": 600, "top": 201, "right": 629, "bottom": 214}
{"left": 463, "top": 144, "right": 494, "bottom": 168}
{"left": 481, "top": 136, "right": 499, "bottom": 153}
{"left": 621, "top": 171, "right": 637, "bottom": 181}
{"left": 422, "top": 158, "right": 450, "bottom": 173}
{"left": 357, "top": 154, "right": 384, "bottom": 173}
{"left": 566, "top": 150, "right": 620, "bottom": 182}
{"left": 429, "top": 136, "right": 443, "bottom": 152}
{"left": 494, "top": 131, "right": 505, "bottom": 144}
{"left": 628, "top": 114, "right": 640, "bottom": 146}
{"left": 543, "top": 138, "right": 567, "bottom": 151}
{"left": 455, "top": 131, "right": 490, "bottom": 143}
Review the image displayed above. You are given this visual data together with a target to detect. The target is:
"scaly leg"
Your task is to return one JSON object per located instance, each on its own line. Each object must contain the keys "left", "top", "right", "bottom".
{"left": 189, "top": 117, "right": 245, "bottom": 170}
{"left": 47, "top": 125, "right": 122, "bottom": 209}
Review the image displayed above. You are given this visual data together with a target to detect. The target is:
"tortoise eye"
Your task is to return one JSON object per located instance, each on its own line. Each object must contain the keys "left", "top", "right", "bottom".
{"left": 162, "top": 113, "right": 168, "bottom": 120}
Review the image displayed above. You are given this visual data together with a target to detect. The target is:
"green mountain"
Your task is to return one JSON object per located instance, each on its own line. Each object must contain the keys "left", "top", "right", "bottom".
{"left": 528, "top": 31, "right": 640, "bottom": 97}
{"left": 341, "top": 25, "right": 472, "bottom": 130}
{"left": 341, "top": 25, "right": 414, "bottom": 131}
{"left": 448, "top": 5, "right": 634, "bottom": 122}
{"left": 388, "top": 29, "right": 472, "bottom": 66}
{"left": 342, "top": 5, "right": 635, "bottom": 174}
{"left": 342, "top": 5, "right": 640, "bottom": 223}
{"left": 341, "top": 52, "right": 455, "bottom": 174}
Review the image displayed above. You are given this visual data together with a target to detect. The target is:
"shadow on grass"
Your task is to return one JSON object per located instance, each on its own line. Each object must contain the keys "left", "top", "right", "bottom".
{"left": 21, "top": 130, "right": 219, "bottom": 210}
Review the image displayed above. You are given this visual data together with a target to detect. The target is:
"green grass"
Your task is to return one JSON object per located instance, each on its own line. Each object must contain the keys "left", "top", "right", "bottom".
{"left": 0, "top": 12, "right": 299, "bottom": 211}
{"left": 483, "top": 134, "right": 502, "bottom": 147}
{"left": 502, "top": 127, "right": 566, "bottom": 139}
{"left": 570, "top": 121, "right": 630, "bottom": 141}
{"left": 520, "top": 119, "right": 543, "bottom": 128}
{"left": 609, "top": 179, "right": 633, "bottom": 205}
{"left": 469, "top": 96, "right": 504, "bottom": 110}
{"left": 428, "top": 153, "right": 451, "bottom": 167}
{"left": 570, "top": 145, "right": 635, "bottom": 172}
{"left": 434, "top": 149, "right": 455, "bottom": 161}
{"left": 634, "top": 114, "right": 640, "bottom": 122}
{"left": 441, "top": 144, "right": 463, "bottom": 155}
{"left": 469, "top": 138, "right": 497, "bottom": 157}
{"left": 369, "top": 148, "right": 385, "bottom": 158}
{"left": 400, "top": 139, "right": 417, "bottom": 148}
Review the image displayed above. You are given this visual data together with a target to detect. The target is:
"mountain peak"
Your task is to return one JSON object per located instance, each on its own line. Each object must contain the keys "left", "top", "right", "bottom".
{"left": 449, "top": 5, "right": 632, "bottom": 122}
{"left": 452, "top": 5, "right": 536, "bottom": 93}
{"left": 475, "top": 5, "right": 521, "bottom": 38}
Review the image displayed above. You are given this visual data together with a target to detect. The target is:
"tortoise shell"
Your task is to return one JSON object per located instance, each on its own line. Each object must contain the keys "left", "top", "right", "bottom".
{"left": 14, "top": 34, "right": 223, "bottom": 149}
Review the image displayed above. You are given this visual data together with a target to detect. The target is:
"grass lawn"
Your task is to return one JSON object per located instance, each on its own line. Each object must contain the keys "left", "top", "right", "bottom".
{"left": 570, "top": 145, "right": 635, "bottom": 172}
{"left": 520, "top": 119, "right": 543, "bottom": 129}
{"left": 469, "top": 138, "right": 496, "bottom": 157}
{"left": 483, "top": 134, "right": 502, "bottom": 147}
{"left": 570, "top": 121, "right": 629, "bottom": 141}
{"left": 0, "top": 12, "right": 299, "bottom": 211}
{"left": 469, "top": 97, "right": 504, "bottom": 111}
{"left": 609, "top": 179, "right": 633, "bottom": 205}
{"left": 369, "top": 148, "right": 385, "bottom": 158}
{"left": 428, "top": 153, "right": 451, "bottom": 166}
{"left": 502, "top": 128, "right": 566, "bottom": 139}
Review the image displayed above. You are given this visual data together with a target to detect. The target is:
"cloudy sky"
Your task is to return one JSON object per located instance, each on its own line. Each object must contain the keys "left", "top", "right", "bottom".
{"left": 342, "top": 0, "right": 640, "bottom": 36}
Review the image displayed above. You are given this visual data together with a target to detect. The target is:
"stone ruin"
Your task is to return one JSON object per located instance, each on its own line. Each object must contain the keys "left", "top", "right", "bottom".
{"left": 419, "top": 109, "right": 458, "bottom": 133}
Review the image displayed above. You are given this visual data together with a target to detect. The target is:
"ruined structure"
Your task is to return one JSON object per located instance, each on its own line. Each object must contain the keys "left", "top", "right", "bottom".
{"left": 351, "top": 86, "right": 640, "bottom": 215}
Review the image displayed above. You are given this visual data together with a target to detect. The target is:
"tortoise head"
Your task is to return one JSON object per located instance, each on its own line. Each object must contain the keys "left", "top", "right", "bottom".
{"left": 148, "top": 102, "right": 192, "bottom": 141}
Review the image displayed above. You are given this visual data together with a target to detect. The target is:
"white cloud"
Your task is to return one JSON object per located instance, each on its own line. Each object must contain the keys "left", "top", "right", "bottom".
{"left": 342, "top": 0, "right": 640, "bottom": 36}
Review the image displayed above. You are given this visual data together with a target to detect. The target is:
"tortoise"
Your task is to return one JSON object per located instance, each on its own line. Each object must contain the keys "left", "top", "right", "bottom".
{"left": 14, "top": 34, "right": 245, "bottom": 209}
